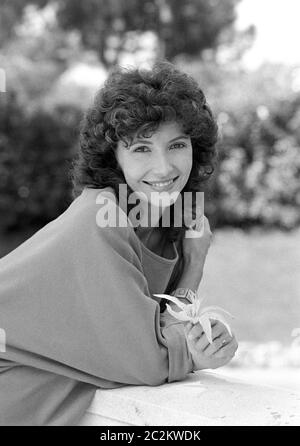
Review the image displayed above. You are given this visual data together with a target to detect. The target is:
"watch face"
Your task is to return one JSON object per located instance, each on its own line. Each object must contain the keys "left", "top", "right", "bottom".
{"left": 172, "top": 288, "right": 195, "bottom": 303}
{"left": 174, "top": 288, "right": 196, "bottom": 304}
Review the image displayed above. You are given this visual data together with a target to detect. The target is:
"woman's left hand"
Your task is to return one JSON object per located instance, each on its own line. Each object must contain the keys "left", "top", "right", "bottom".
{"left": 184, "top": 319, "right": 238, "bottom": 371}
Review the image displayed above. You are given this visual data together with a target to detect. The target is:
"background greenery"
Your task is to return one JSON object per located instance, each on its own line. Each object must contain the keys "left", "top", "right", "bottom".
{"left": 0, "top": 0, "right": 299, "bottom": 348}
{"left": 1, "top": 60, "right": 299, "bottom": 232}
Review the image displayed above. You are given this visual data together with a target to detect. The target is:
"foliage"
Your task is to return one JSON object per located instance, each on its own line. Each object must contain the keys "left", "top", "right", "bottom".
{"left": 0, "top": 1, "right": 88, "bottom": 106}
{"left": 178, "top": 60, "right": 300, "bottom": 230}
{"left": 214, "top": 99, "right": 300, "bottom": 229}
{"left": 0, "top": 0, "right": 241, "bottom": 67}
{"left": 0, "top": 90, "right": 82, "bottom": 232}
{"left": 0, "top": 0, "right": 49, "bottom": 45}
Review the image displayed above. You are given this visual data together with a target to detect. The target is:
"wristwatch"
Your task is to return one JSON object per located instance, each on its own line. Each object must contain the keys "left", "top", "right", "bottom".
{"left": 170, "top": 288, "right": 197, "bottom": 304}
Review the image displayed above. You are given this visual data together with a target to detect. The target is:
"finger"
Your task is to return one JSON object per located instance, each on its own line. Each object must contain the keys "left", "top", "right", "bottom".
{"left": 193, "top": 333, "right": 210, "bottom": 352}
{"left": 210, "top": 335, "right": 231, "bottom": 353}
{"left": 210, "top": 319, "right": 218, "bottom": 328}
{"left": 191, "top": 325, "right": 223, "bottom": 353}
{"left": 194, "top": 319, "right": 224, "bottom": 345}
{"left": 211, "top": 319, "right": 232, "bottom": 336}
{"left": 203, "top": 341, "right": 219, "bottom": 356}
{"left": 187, "top": 323, "right": 204, "bottom": 341}
{"left": 203, "top": 331, "right": 234, "bottom": 356}
{"left": 213, "top": 339, "right": 238, "bottom": 358}
{"left": 210, "top": 319, "right": 227, "bottom": 333}
{"left": 190, "top": 319, "right": 220, "bottom": 341}
{"left": 211, "top": 322, "right": 227, "bottom": 339}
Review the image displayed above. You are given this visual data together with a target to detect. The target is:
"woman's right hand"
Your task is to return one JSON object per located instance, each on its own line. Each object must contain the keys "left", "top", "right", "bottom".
{"left": 182, "top": 215, "right": 213, "bottom": 266}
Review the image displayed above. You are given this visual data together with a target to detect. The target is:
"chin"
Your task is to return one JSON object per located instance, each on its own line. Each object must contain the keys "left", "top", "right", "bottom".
{"left": 149, "top": 191, "right": 180, "bottom": 208}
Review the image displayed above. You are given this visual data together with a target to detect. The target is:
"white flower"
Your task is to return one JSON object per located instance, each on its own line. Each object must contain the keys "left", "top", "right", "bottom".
{"left": 154, "top": 291, "right": 234, "bottom": 344}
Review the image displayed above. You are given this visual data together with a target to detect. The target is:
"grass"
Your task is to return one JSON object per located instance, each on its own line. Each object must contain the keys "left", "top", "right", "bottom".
{"left": 200, "top": 227, "right": 300, "bottom": 345}
{"left": 1, "top": 226, "right": 299, "bottom": 345}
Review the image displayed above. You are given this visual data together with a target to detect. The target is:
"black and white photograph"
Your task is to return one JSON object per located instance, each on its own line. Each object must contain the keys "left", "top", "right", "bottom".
{"left": 0, "top": 0, "right": 299, "bottom": 428}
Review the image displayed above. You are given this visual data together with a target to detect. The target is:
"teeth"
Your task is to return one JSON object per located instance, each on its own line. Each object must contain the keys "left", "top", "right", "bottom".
{"left": 151, "top": 180, "right": 173, "bottom": 187}
{"left": 147, "top": 178, "right": 176, "bottom": 187}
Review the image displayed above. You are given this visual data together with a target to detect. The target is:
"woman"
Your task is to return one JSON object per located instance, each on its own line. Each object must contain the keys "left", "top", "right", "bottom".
{"left": 0, "top": 61, "right": 238, "bottom": 426}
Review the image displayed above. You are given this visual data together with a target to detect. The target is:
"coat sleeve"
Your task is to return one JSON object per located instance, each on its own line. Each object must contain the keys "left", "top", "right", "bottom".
{"left": 0, "top": 196, "right": 193, "bottom": 389}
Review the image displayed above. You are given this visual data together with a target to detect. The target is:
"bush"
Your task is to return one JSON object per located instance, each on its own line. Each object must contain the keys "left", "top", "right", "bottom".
{"left": 211, "top": 96, "right": 300, "bottom": 229}
{"left": 0, "top": 90, "right": 82, "bottom": 233}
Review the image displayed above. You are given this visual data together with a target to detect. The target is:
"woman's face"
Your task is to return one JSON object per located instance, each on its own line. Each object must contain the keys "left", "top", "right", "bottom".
{"left": 115, "top": 121, "right": 193, "bottom": 210}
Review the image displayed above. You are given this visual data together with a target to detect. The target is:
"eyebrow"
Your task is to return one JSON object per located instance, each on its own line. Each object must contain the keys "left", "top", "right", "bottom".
{"left": 130, "top": 135, "right": 190, "bottom": 145}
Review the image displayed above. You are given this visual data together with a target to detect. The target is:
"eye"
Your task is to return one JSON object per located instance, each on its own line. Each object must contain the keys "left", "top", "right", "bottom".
{"left": 170, "top": 142, "right": 186, "bottom": 149}
{"left": 133, "top": 146, "right": 150, "bottom": 153}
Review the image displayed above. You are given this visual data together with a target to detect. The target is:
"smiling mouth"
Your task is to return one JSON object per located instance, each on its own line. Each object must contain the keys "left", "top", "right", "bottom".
{"left": 143, "top": 176, "right": 179, "bottom": 186}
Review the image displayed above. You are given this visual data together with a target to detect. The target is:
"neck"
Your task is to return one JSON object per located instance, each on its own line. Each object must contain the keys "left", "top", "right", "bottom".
{"left": 139, "top": 200, "right": 171, "bottom": 228}
{"left": 134, "top": 202, "right": 164, "bottom": 243}
{"left": 135, "top": 226, "right": 156, "bottom": 242}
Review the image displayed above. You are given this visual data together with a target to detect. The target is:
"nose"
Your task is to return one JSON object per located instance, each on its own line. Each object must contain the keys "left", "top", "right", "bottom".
{"left": 151, "top": 151, "right": 174, "bottom": 179}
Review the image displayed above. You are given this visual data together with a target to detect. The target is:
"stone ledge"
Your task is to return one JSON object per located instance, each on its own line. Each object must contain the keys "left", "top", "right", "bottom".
{"left": 78, "top": 370, "right": 300, "bottom": 426}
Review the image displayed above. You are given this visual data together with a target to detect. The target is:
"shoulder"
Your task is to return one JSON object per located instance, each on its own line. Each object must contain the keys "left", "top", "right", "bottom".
{"left": 74, "top": 186, "right": 130, "bottom": 232}
{"left": 69, "top": 187, "right": 142, "bottom": 259}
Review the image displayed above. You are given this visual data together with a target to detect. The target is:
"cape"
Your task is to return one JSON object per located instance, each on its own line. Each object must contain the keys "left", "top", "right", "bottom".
{"left": 0, "top": 187, "right": 193, "bottom": 425}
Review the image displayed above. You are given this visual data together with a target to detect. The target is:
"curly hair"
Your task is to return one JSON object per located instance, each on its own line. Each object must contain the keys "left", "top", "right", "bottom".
{"left": 70, "top": 60, "right": 218, "bottom": 245}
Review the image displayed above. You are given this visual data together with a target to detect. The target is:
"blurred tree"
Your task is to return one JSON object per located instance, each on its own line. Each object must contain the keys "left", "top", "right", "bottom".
{"left": 0, "top": 0, "right": 241, "bottom": 67}
{"left": 0, "top": 0, "right": 88, "bottom": 106}
{"left": 0, "top": 0, "right": 49, "bottom": 45}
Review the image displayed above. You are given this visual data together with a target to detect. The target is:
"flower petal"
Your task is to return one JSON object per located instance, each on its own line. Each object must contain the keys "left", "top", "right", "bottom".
{"left": 198, "top": 315, "right": 213, "bottom": 344}
{"left": 165, "top": 304, "right": 190, "bottom": 321}
{"left": 153, "top": 294, "right": 186, "bottom": 310}
{"left": 195, "top": 299, "right": 202, "bottom": 314}
{"left": 192, "top": 291, "right": 205, "bottom": 307}
{"left": 202, "top": 312, "right": 233, "bottom": 337}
